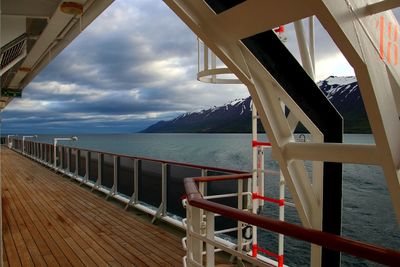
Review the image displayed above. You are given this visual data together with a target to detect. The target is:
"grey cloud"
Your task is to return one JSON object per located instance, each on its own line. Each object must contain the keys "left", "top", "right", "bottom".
{"left": 4, "top": 1, "right": 397, "bottom": 134}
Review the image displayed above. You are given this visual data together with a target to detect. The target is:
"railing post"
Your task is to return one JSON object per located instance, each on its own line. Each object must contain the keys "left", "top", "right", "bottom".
{"left": 205, "top": 211, "right": 215, "bottom": 267}
{"left": 44, "top": 144, "right": 47, "bottom": 164}
{"left": 59, "top": 147, "right": 63, "bottom": 171}
{"left": 190, "top": 205, "right": 203, "bottom": 266}
{"left": 85, "top": 151, "right": 90, "bottom": 183}
{"left": 66, "top": 148, "right": 70, "bottom": 173}
{"left": 237, "top": 177, "right": 244, "bottom": 255}
{"left": 161, "top": 163, "right": 167, "bottom": 216}
{"left": 107, "top": 155, "right": 118, "bottom": 200}
{"left": 134, "top": 159, "right": 139, "bottom": 203}
{"left": 152, "top": 163, "right": 168, "bottom": 223}
{"left": 93, "top": 153, "right": 102, "bottom": 190}
{"left": 75, "top": 150, "right": 79, "bottom": 179}
{"left": 201, "top": 169, "right": 207, "bottom": 196}
{"left": 114, "top": 155, "right": 118, "bottom": 193}
{"left": 53, "top": 142, "right": 57, "bottom": 169}
{"left": 125, "top": 158, "right": 138, "bottom": 210}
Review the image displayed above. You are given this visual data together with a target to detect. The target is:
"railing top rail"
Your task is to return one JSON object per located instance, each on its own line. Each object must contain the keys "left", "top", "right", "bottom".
{"left": 18, "top": 139, "right": 247, "bottom": 174}
{"left": 184, "top": 176, "right": 400, "bottom": 266}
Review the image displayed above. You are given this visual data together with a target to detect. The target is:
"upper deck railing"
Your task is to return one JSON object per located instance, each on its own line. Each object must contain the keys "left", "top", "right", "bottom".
{"left": 7, "top": 138, "right": 245, "bottom": 227}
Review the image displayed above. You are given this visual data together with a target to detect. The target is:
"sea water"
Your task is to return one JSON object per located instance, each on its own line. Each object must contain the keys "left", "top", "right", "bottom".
{"left": 32, "top": 133, "right": 399, "bottom": 266}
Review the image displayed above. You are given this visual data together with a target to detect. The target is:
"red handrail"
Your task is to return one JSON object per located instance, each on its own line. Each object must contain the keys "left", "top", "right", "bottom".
{"left": 184, "top": 176, "right": 400, "bottom": 266}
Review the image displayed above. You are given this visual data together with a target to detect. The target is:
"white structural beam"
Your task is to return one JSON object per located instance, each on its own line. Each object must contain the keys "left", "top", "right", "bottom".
{"left": 294, "top": 20, "right": 315, "bottom": 80}
{"left": 164, "top": 0, "right": 324, "bottom": 257}
{"left": 8, "top": 3, "right": 79, "bottom": 88}
{"left": 283, "top": 143, "right": 379, "bottom": 165}
{"left": 241, "top": 46, "right": 320, "bottom": 230}
{"left": 16, "top": 0, "right": 114, "bottom": 91}
{"left": 305, "top": 0, "right": 400, "bottom": 223}
{"left": 215, "top": 0, "right": 313, "bottom": 40}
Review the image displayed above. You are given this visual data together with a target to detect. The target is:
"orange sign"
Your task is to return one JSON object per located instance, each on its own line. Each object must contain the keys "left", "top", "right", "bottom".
{"left": 377, "top": 16, "right": 399, "bottom": 65}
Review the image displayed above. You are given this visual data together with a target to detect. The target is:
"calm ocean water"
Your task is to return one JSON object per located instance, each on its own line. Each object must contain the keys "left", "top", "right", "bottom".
{"left": 32, "top": 133, "right": 399, "bottom": 266}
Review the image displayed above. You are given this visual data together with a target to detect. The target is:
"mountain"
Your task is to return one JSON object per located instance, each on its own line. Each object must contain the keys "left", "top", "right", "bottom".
{"left": 143, "top": 98, "right": 253, "bottom": 133}
{"left": 317, "top": 76, "right": 370, "bottom": 133}
{"left": 142, "top": 76, "right": 371, "bottom": 133}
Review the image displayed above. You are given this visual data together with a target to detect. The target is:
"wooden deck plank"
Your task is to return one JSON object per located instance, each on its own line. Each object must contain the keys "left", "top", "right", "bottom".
{"left": 5, "top": 159, "right": 137, "bottom": 267}
{"left": 14, "top": 170, "right": 143, "bottom": 267}
{"left": 3, "top": 194, "right": 35, "bottom": 267}
{"left": 2, "top": 148, "right": 185, "bottom": 266}
{"left": 43, "top": 255, "right": 60, "bottom": 267}
{"left": 4, "top": 181, "right": 73, "bottom": 267}
{"left": 54, "top": 182, "right": 184, "bottom": 264}
{"left": 4, "top": 189, "right": 48, "bottom": 267}
{"left": 62, "top": 185, "right": 184, "bottom": 265}
{"left": 2, "top": 212, "right": 22, "bottom": 267}
{"left": 3, "top": 165, "right": 84, "bottom": 267}
{"left": 13, "top": 152, "right": 184, "bottom": 266}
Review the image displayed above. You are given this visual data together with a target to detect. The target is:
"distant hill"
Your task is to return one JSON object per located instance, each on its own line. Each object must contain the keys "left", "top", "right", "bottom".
{"left": 142, "top": 76, "right": 371, "bottom": 133}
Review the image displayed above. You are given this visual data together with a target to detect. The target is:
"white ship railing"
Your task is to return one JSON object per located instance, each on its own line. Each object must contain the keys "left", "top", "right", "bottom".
{"left": 6, "top": 138, "right": 246, "bottom": 230}
{"left": 183, "top": 175, "right": 400, "bottom": 267}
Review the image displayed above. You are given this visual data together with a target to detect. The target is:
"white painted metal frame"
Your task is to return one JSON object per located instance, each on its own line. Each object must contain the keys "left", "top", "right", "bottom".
{"left": 22, "top": 135, "right": 37, "bottom": 155}
{"left": 53, "top": 137, "right": 78, "bottom": 169}
{"left": 163, "top": 1, "right": 400, "bottom": 266}
{"left": 7, "top": 135, "right": 17, "bottom": 149}
{"left": 197, "top": 39, "right": 241, "bottom": 84}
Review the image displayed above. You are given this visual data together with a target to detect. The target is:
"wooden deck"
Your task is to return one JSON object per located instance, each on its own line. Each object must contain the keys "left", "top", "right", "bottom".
{"left": 2, "top": 148, "right": 185, "bottom": 266}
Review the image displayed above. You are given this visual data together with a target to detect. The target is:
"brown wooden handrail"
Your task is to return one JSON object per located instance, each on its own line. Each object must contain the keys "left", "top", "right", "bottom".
{"left": 184, "top": 176, "right": 400, "bottom": 266}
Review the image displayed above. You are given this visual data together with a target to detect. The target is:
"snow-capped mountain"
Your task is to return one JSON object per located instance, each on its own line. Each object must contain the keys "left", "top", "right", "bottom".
{"left": 317, "top": 76, "right": 369, "bottom": 133}
{"left": 142, "top": 98, "right": 254, "bottom": 133}
{"left": 142, "top": 76, "right": 370, "bottom": 133}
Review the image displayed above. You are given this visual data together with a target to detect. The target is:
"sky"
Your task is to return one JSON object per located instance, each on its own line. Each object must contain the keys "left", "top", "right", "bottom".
{"left": 1, "top": 1, "right": 399, "bottom": 134}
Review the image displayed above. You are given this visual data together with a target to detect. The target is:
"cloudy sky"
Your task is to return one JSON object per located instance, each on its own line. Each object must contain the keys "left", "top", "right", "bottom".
{"left": 1, "top": 1, "right": 399, "bottom": 134}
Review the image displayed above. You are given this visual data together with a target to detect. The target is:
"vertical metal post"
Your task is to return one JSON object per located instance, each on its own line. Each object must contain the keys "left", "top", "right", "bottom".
{"left": 134, "top": 159, "right": 139, "bottom": 204}
{"left": 237, "top": 177, "right": 244, "bottom": 255}
{"left": 205, "top": 211, "right": 215, "bottom": 267}
{"left": 97, "top": 153, "right": 102, "bottom": 188}
{"left": 197, "top": 38, "right": 200, "bottom": 73}
{"left": 22, "top": 137, "right": 25, "bottom": 155}
{"left": 66, "top": 148, "right": 70, "bottom": 173}
{"left": 258, "top": 147, "right": 265, "bottom": 207}
{"left": 191, "top": 206, "right": 203, "bottom": 266}
{"left": 113, "top": 155, "right": 118, "bottom": 194}
{"left": 161, "top": 163, "right": 168, "bottom": 216}
{"left": 211, "top": 52, "right": 217, "bottom": 83}
{"left": 53, "top": 141, "right": 57, "bottom": 169}
{"left": 60, "top": 147, "right": 63, "bottom": 170}
{"left": 294, "top": 20, "right": 315, "bottom": 80}
{"left": 201, "top": 169, "right": 208, "bottom": 196}
{"left": 204, "top": 44, "right": 209, "bottom": 70}
{"left": 75, "top": 150, "right": 79, "bottom": 178}
{"left": 278, "top": 171, "right": 285, "bottom": 262}
{"left": 252, "top": 102, "right": 258, "bottom": 209}
{"left": 85, "top": 151, "right": 90, "bottom": 182}
{"left": 308, "top": 16, "right": 315, "bottom": 77}
{"left": 251, "top": 102, "right": 258, "bottom": 257}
